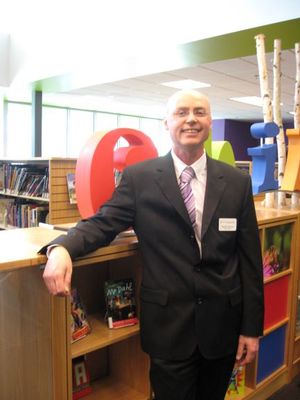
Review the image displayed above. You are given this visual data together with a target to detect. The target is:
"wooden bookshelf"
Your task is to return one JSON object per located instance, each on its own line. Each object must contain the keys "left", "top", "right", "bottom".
{"left": 1, "top": 207, "right": 300, "bottom": 400}
{"left": 0, "top": 158, "right": 81, "bottom": 228}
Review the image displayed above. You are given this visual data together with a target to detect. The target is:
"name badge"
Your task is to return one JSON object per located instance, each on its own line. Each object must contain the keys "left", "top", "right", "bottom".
{"left": 219, "top": 218, "right": 237, "bottom": 231}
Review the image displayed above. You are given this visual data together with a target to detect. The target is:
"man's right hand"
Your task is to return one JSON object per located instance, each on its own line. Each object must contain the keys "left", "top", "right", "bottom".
{"left": 43, "top": 246, "right": 73, "bottom": 296}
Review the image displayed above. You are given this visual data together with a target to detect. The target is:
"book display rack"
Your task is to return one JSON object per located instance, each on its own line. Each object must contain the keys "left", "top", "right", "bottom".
{"left": 0, "top": 158, "right": 80, "bottom": 229}
{"left": 0, "top": 206, "right": 299, "bottom": 400}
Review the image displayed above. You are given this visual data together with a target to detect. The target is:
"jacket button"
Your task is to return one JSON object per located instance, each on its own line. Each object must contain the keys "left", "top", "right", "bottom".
{"left": 197, "top": 297, "right": 203, "bottom": 305}
{"left": 190, "top": 234, "right": 195, "bottom": 240}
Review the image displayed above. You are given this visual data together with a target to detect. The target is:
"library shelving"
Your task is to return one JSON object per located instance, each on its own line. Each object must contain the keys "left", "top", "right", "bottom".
{"left": 0, "top": 206, "right": 299, "bottom": 400}
{"left": 0, "top": 158, "right": 80, "bottom": 229}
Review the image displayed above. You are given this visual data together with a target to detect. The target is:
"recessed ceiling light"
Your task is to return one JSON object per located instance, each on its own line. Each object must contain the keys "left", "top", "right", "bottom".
{"left": 160, "top": 79, "right": 211, "bottom": 90}
{"left": 229, "top": 96, "right": 262, "bottom": 107}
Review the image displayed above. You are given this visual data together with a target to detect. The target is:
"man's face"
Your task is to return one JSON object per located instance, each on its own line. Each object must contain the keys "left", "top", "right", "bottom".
{"left": 164, "top": 93, "right": 212, "bottom": 154}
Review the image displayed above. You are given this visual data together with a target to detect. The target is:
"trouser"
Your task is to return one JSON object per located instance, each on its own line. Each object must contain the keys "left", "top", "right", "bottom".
{"left": 150, "top": 347, "right": 236, "bottom": 400}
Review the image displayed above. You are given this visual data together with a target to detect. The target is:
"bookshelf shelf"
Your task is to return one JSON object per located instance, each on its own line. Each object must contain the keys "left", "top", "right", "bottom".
{"left": 71, "top": 313, "right": 140, "bottom": 358}
{"left": 87, "top": 376, "right": 149, "bottom": 400}
{"left": 0, "top": 191, "right": 49, "bottom": 202}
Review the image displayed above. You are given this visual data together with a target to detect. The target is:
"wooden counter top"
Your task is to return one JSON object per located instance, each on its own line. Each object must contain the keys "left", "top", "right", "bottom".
{"left": 0, "top": 205, "right": 298, "bottom": 273}
{"left": 255, "top": 204, "right": 300, "bottom": 224}
{"left": 0, "top": 227, "right": 138, "bottom": 272}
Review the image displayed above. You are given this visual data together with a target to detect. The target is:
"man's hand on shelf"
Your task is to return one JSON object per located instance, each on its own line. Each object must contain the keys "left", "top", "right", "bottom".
{"left": 43, "top": 245, "right": 72, "bottom": 296}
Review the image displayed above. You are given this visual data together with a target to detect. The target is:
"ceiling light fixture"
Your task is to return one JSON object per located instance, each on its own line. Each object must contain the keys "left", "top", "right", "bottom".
{"left": 160, "top": 79, "right": 211, "bottom": 90}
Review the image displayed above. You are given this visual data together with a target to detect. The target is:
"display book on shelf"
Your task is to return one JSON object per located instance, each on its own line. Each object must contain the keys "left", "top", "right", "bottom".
{"left": 0, "top": 161, "right": 49, "bottom": 228}
{"left": 70, "top": 288, "right": 93, "bottom": 399}
{"left": 104, "top": 277, "right": 138, "bottom": 329}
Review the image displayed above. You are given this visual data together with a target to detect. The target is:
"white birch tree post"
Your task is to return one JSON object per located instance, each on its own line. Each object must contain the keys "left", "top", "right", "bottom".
{"left": 273, "top": 39, "right": 287, "bottom": 207}
{"left": 291, "top": 42, "right": 300, "bottom": 207}
{"left": 255, "top": 34, "right": 275, "bottom": 207}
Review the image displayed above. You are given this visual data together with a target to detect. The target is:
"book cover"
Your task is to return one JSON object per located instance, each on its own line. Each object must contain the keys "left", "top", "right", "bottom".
{"left": 104, "top": 278, "right": 138, "bottom": 329}
{"left": 226, "top": 366, "right": 245, "bottom": 398}
{"left": 72, "top": 356, "right": 92, "bottom": 400}
{"left": 66, "top": 173, "right": 77, "bottom": 204}
{"left": 263, "top": 223, "right": 292, "bottom": 278}
{"left": 70, "top": 288, "right": 91, "bottom": 343}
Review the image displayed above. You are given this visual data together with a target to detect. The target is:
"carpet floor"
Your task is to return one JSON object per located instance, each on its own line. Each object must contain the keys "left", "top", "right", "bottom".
{"left": 267, "top": 374, "right": 300, "bottom": 399}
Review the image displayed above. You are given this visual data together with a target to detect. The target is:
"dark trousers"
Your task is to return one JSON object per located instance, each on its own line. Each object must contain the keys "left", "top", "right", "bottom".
{"left": 150, "top": 347, "right": 236, "bottom": 400}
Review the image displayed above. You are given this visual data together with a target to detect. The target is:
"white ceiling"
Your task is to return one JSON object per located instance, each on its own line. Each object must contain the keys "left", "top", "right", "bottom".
{"left": 63, "top": 49, "right": 296, "bottom": 122}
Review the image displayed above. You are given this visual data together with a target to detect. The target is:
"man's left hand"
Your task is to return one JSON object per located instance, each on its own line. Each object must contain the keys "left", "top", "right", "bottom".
{"left": 235, "top": 335, "right": 259, "bottom": 366}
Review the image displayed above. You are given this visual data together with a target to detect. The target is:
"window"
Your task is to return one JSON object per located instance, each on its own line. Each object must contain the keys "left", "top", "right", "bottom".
{"left": 140, "top": 117, "right": 171, "bottom": 155}
{"left": 3, "top": 101, "right": 167, "bottom": 158}
{"left": 6, "top": 103, "right": 31, "bottom": 157}
{"left": 42, "top": 107, "right": 67, "bottom": 157}
{"left": 118, "top": 115, "right": 140, "bottom": 130}
{"left": 68, "top": 110, "right": 94, "bottom": 157}
{"left": 94, "top": 112, "right": 118, "bottom": 132}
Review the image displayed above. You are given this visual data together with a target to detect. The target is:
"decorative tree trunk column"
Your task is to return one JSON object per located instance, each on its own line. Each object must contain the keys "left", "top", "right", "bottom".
{"left": 255, "top": 34, "right": 275, "bottom": 207}
{"left": 273, "top": 39, "right": 286, "bottom": 207}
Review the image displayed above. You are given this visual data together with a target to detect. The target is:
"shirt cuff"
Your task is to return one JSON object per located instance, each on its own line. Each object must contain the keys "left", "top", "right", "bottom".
{"left": 46, "top": 244, "right": 61, "bottom": 258}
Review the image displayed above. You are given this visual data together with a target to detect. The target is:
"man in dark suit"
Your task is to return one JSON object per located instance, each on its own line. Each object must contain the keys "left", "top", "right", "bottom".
{"left": 42, "top": 90, "right": 264, "bottom": 400}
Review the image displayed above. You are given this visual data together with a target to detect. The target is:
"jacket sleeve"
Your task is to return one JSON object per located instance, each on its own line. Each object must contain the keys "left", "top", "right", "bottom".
{"left": 38, "top": 168, "right": 136, "bottom": 259}
{"left": 238, "top": 175, "right": 264, "bottom": 337}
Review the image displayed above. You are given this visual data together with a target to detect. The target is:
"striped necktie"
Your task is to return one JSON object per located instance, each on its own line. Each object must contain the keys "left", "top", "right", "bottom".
{"left": 179, "top": 166, "right": 196, "bottom": 227}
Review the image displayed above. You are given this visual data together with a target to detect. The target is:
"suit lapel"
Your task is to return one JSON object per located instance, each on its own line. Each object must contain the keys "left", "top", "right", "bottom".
{"left": 201, "top": 157, "right": 227, "bottom": 239}
{"left": 154, "top": 153, "right": 192, "bottom": 227}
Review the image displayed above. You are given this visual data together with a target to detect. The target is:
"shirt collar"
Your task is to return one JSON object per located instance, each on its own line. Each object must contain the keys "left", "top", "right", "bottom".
{"left": 171, "top": 149, "right": 207, "bottom": 181}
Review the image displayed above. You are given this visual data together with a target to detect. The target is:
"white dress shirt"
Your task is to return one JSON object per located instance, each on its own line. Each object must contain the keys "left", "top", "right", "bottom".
{"left": 171, "top": 150, "right": 207, "bottom": 254}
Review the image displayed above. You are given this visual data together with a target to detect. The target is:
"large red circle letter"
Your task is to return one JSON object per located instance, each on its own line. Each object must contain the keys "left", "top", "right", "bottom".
{"left": 75, "top": 128, "right": 158, "bottom": 218}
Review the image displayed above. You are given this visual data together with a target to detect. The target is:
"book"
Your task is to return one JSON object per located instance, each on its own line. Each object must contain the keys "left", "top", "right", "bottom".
{"left": 226, "top": 366, "right": 245, "bottom": 398}
{"left": 104, "top": 278, "right": 138, "bottom": 329}
{"left": 66, "top": 173, "right": 77, "bottom": 204}
{"left": 70, "top": 288, "right": 91, "bottom": 343}
{"left": 0, "top": 164, "right": 4, "bottom": 191}
{"left": 263, "top": 223, "right": 292, "bottom": 278}
{"left": 72, "top": 356, "right": 92, "bottom": 400}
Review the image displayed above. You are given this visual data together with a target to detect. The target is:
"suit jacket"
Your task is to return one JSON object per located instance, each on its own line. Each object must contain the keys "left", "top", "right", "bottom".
{"left": 43, "top": 153, "right": 264, "bottom": 360}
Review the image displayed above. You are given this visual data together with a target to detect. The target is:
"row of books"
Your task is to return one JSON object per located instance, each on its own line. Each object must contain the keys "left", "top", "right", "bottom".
{"left": 0, "top": 198, "right": 49, "bottom": 228}
{"left": 0, "top": 163, "right": 49, "bottom": 198}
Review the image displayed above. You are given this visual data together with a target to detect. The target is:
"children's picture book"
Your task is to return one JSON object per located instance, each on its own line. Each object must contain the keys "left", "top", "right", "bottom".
{"left": 226, "top": 366, "right": 245, "bottom": 398}
{"left": 104, "top": 278, "right": 138, "bottom": 329}
{"left": 72, "top": 356, "right": 92, "bottom": 400}
{"left": 70, "top": 288, "right": 91, "bottom": 343}
{"left": 263, "top": 223, "right": 292, "bottom": 278}
{"left": 66, "top": 173, "right": 77, "bottom": 204}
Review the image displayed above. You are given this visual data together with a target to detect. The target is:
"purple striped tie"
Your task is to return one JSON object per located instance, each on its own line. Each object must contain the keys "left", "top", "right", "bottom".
{"left": 179, "top": 167, "right": 196, "bottom": 227}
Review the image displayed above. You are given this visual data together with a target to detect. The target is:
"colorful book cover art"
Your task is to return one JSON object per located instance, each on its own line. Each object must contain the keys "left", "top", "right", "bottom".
{"left": 226, "top": 366, "right": 245, "bottom": 398}
{"left": 104, "top": 278, "right": 138, "bottom": 329}
{"left": 263, "top": 223, "right": 292, "bottom": 278}
{"left": 66, "top": 173, "right": 77, "bottom": 204}
{"left": 72, "top": 356, "right": 92, "bottom": 400}
{"left": 70, "top": 288, "right": 91, "bottom": 343}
